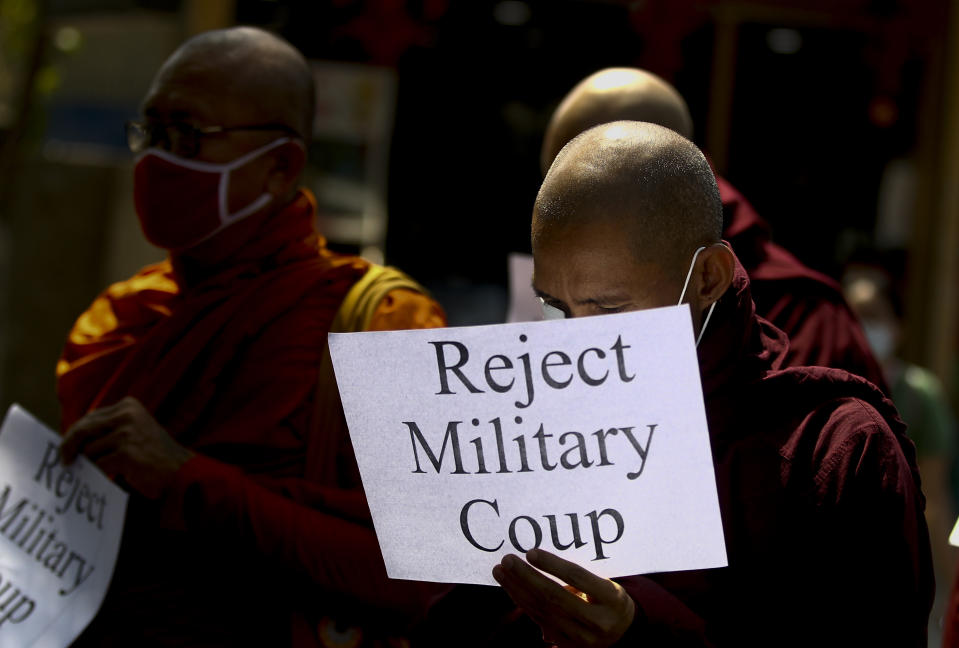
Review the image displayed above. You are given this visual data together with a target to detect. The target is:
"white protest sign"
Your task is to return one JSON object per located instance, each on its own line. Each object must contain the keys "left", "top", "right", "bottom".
{"left": 329, "top": 305, "right": 727, "bottom": 585}
{"left": 506, "top": 253, "right": 542, "bottom": 324}
{"left": 949, "top": 516, "right": 959, "bottom": 547}
{"left": 0, "top": 405, "right": 127, "bottom": 647}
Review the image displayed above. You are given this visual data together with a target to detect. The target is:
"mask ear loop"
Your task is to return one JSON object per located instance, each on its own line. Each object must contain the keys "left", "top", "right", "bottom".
{"left": 678, "top": 245, "right": 718, "bottom": 347}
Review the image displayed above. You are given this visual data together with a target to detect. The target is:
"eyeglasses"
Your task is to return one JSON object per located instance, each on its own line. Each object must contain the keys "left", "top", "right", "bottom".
{"left": 125, "top": 120, "right": 303, "bottom": 158}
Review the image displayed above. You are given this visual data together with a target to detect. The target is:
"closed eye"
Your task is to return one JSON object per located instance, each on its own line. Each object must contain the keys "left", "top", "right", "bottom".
{"left": 596, "top": 304, "right": 627, "bottom": 314}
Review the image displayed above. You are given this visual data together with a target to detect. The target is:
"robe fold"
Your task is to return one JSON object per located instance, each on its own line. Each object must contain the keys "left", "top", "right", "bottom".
{"left": 56, "top": 189, "right": 447, "bottom": 647}
{"left": 610, "top": 253, "right": 931, "bottom": 646}
{"left": 717, "top": 175, "right": 888, "bottom": 392}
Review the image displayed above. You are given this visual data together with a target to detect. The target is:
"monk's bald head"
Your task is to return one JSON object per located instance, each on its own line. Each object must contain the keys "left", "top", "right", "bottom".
{"left": 534, "top": 121, "right": 721, "bottom": 280}
{"left": 541, "top": 68, "right": 693, "bottom": 174}
{"left": 147, "top": 26, "right": 314, "bottom": 137}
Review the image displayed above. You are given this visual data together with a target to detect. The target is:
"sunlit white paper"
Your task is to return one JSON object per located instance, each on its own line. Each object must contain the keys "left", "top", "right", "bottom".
{"left": 0, "top": 405, "right": 127, "bottom": 647}
{"left": 329, "top": 306, "right": 727, "bottom": 585}
{"left": 506, "top": 253, "right": 542, "bottom": 323}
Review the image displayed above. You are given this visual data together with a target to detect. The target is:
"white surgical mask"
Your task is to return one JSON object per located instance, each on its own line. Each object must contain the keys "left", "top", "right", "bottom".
{"left": 678, "top": 245, "right": 718, "bottom": 348}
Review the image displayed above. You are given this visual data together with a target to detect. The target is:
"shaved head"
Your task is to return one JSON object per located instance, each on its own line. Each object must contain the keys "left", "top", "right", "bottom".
{"left": 534, "top": 121, "right": 721, "bottom": 279}
{"left": 541, "top": 68, "right": 693, "bottom": 174}
{"left": 148, "top": 26, "right": 314, "bottom": 138}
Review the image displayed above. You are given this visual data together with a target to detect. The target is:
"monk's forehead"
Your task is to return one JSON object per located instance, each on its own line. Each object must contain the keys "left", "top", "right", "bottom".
{"left": 533, "top": 204, "right": 686, "bottom": 272}
{"left": 144, "top": 46, "right": 290, "bottom": 125}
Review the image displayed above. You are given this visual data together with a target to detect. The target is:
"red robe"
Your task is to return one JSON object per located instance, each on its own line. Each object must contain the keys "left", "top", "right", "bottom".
{"left": 421, "top": 253, "right": 932, "bottom": 647}
{"left": 610, "top": 254, "right": 932, "bottom": 646}
{"left": 56, "top": 189, "right": 446, "bottom": 647}
{"left": 718, "top": 176, "right": 888, "bottom": 392}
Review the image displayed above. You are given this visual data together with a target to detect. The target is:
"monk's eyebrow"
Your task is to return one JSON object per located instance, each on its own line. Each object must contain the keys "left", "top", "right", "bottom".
{"left": 534, "top": 287, "right": 631, "bottom": 307}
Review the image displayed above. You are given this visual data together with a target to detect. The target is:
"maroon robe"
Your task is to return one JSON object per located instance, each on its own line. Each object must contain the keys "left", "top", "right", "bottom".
{"left": 613, "top": 255, "right": 932, "bottom": 646}
{"left": 718, "top": 175, "right": 888, "bottom": 393}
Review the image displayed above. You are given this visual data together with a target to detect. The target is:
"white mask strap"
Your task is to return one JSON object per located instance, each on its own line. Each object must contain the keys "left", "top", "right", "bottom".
{"left": 678, "top": 246, "right": 707, "bottom": 306}
{"left": 697, "top": 301, "right": 718, "bottom": 347}
{"left": 217, "top": 137, "right": 295, "bottom": 223}
{"left": 678, "top": 245, "right": 717, "bottom": 347}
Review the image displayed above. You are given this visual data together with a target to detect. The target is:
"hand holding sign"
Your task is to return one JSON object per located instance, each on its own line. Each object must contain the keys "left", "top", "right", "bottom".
{"left": 61, "top": 397, "right": 193, "bottom": 499}
{"left": 493, "top": 549, "right": 635, "bottom": 647}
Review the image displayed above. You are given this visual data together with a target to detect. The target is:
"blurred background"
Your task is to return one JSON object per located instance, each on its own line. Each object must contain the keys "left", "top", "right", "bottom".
{"left": 1, "top": 0, "right": 958, "bottom": 640}
{"left": 5, "top": 0, "right": 957, "bottom": 423}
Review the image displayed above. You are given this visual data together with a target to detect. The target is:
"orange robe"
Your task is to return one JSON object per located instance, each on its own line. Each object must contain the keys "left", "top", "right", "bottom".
{"left": 57, "top": 189, "right": 446, "bottom": 647}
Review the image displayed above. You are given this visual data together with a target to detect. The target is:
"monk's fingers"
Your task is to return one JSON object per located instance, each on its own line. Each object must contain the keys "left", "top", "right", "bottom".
{"left": 492, "top": 552, "right": 634, "bottom": 647}
{"left": 519, "top": 550, "right": 635, "bottom": 645}
{"left": 496, "top": 573, "right": 593, "bottom": 647}
{"left": 81, "top": 428, "right": 130, "bottom": 462}
{"left": 493, "top": 555, "right": 589, "bottom": 621}
{"left": 62, "top": 398, "right": 155, "bottom": 463}
{"left": 62, "top": 418, "right": 114, "bottom": 464}
{"left": 527, "top": 548, "right": 617, "bottom": 604}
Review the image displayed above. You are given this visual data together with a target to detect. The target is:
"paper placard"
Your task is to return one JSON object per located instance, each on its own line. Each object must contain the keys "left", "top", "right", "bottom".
{"left": 506, "top": 253, "right": 542, "bottom": 323}
{"left": 949, "top": 516, "right": 959, "bottom": 547}
{"left": 329, "top": 306, "right": 727, "bottom": 585}
{"left": 0, "top": 405, "right": 127, "bottom": 647}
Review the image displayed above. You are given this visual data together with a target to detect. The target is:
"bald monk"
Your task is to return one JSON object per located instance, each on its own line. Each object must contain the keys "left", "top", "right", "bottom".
{"left": 540, "top": 67, "right": 887, "bottom": 391}
{"left": 56, "top": 27, "right": 445, "bottom": 646}
{"left": 486, "top": 122, "right": 932, "bottom": 646}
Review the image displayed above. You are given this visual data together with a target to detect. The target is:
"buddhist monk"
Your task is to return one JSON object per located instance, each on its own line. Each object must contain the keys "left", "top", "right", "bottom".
{"left": 55, "top": 27, "right": 446, "bottom": 646}
{"left": 540, "top": 67, "right": 887, "bottom": 391}
{"left": 487, "top": 122, "right": 932, "bottom": 646}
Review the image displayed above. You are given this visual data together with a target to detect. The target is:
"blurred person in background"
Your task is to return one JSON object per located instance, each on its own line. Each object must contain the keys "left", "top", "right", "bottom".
{"left": 843, "top": 266, "right": 957, "bottom": 639}
{"left": 55, "top": 26, "right": 446, "bottom": 647}
{"left": 539, "top": 67, "right": 887, "bottom": 391}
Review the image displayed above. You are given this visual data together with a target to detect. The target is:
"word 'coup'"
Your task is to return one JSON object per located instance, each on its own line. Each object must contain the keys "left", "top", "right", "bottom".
{"left": 430, "top": 334, "right": 635, "bottom": 409}
{"left": 460, "top": 498, "right": 625, "bottom": 561}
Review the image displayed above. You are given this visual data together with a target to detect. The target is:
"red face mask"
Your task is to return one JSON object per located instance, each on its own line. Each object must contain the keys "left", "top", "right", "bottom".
{"left": 133, "top": 138, "right": 290, "bottom": 251}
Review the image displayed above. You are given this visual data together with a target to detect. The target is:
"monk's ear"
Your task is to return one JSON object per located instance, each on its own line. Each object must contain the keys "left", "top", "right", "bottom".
{"left": 266, "top": 140, "right": 307, "bottom": 197}
{"left": 697, "top": 243, "right": 735, "bottom": 307}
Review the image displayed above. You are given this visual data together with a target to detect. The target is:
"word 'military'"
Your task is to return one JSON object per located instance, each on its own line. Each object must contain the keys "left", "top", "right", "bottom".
{"left": 406, "top": 416, "right": 657, "bottom": 481}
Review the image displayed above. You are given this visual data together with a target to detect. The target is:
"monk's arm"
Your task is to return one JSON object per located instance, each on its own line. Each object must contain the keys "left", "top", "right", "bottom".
{"left": 160, "top": 454, "right": 445, "bottom": 621}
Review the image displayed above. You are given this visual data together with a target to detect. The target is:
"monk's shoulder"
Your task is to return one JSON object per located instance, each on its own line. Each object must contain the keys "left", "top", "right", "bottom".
{"left": 103, "top": 260, "right": 178, "bottom": 300}
{"left": 756, "top": 367, "right": 909, "bottom": 487}
{"left": 787, "top": 392, "right": 913, "bottom": 504}
{"left": 320, "top": 252, "right": 446, "bottom": 331}
{"left": 69, "top": 260, "right": 177, "bottom": 341}
{"left": 368, "top": 288, "right": 446, "bottom": 331}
